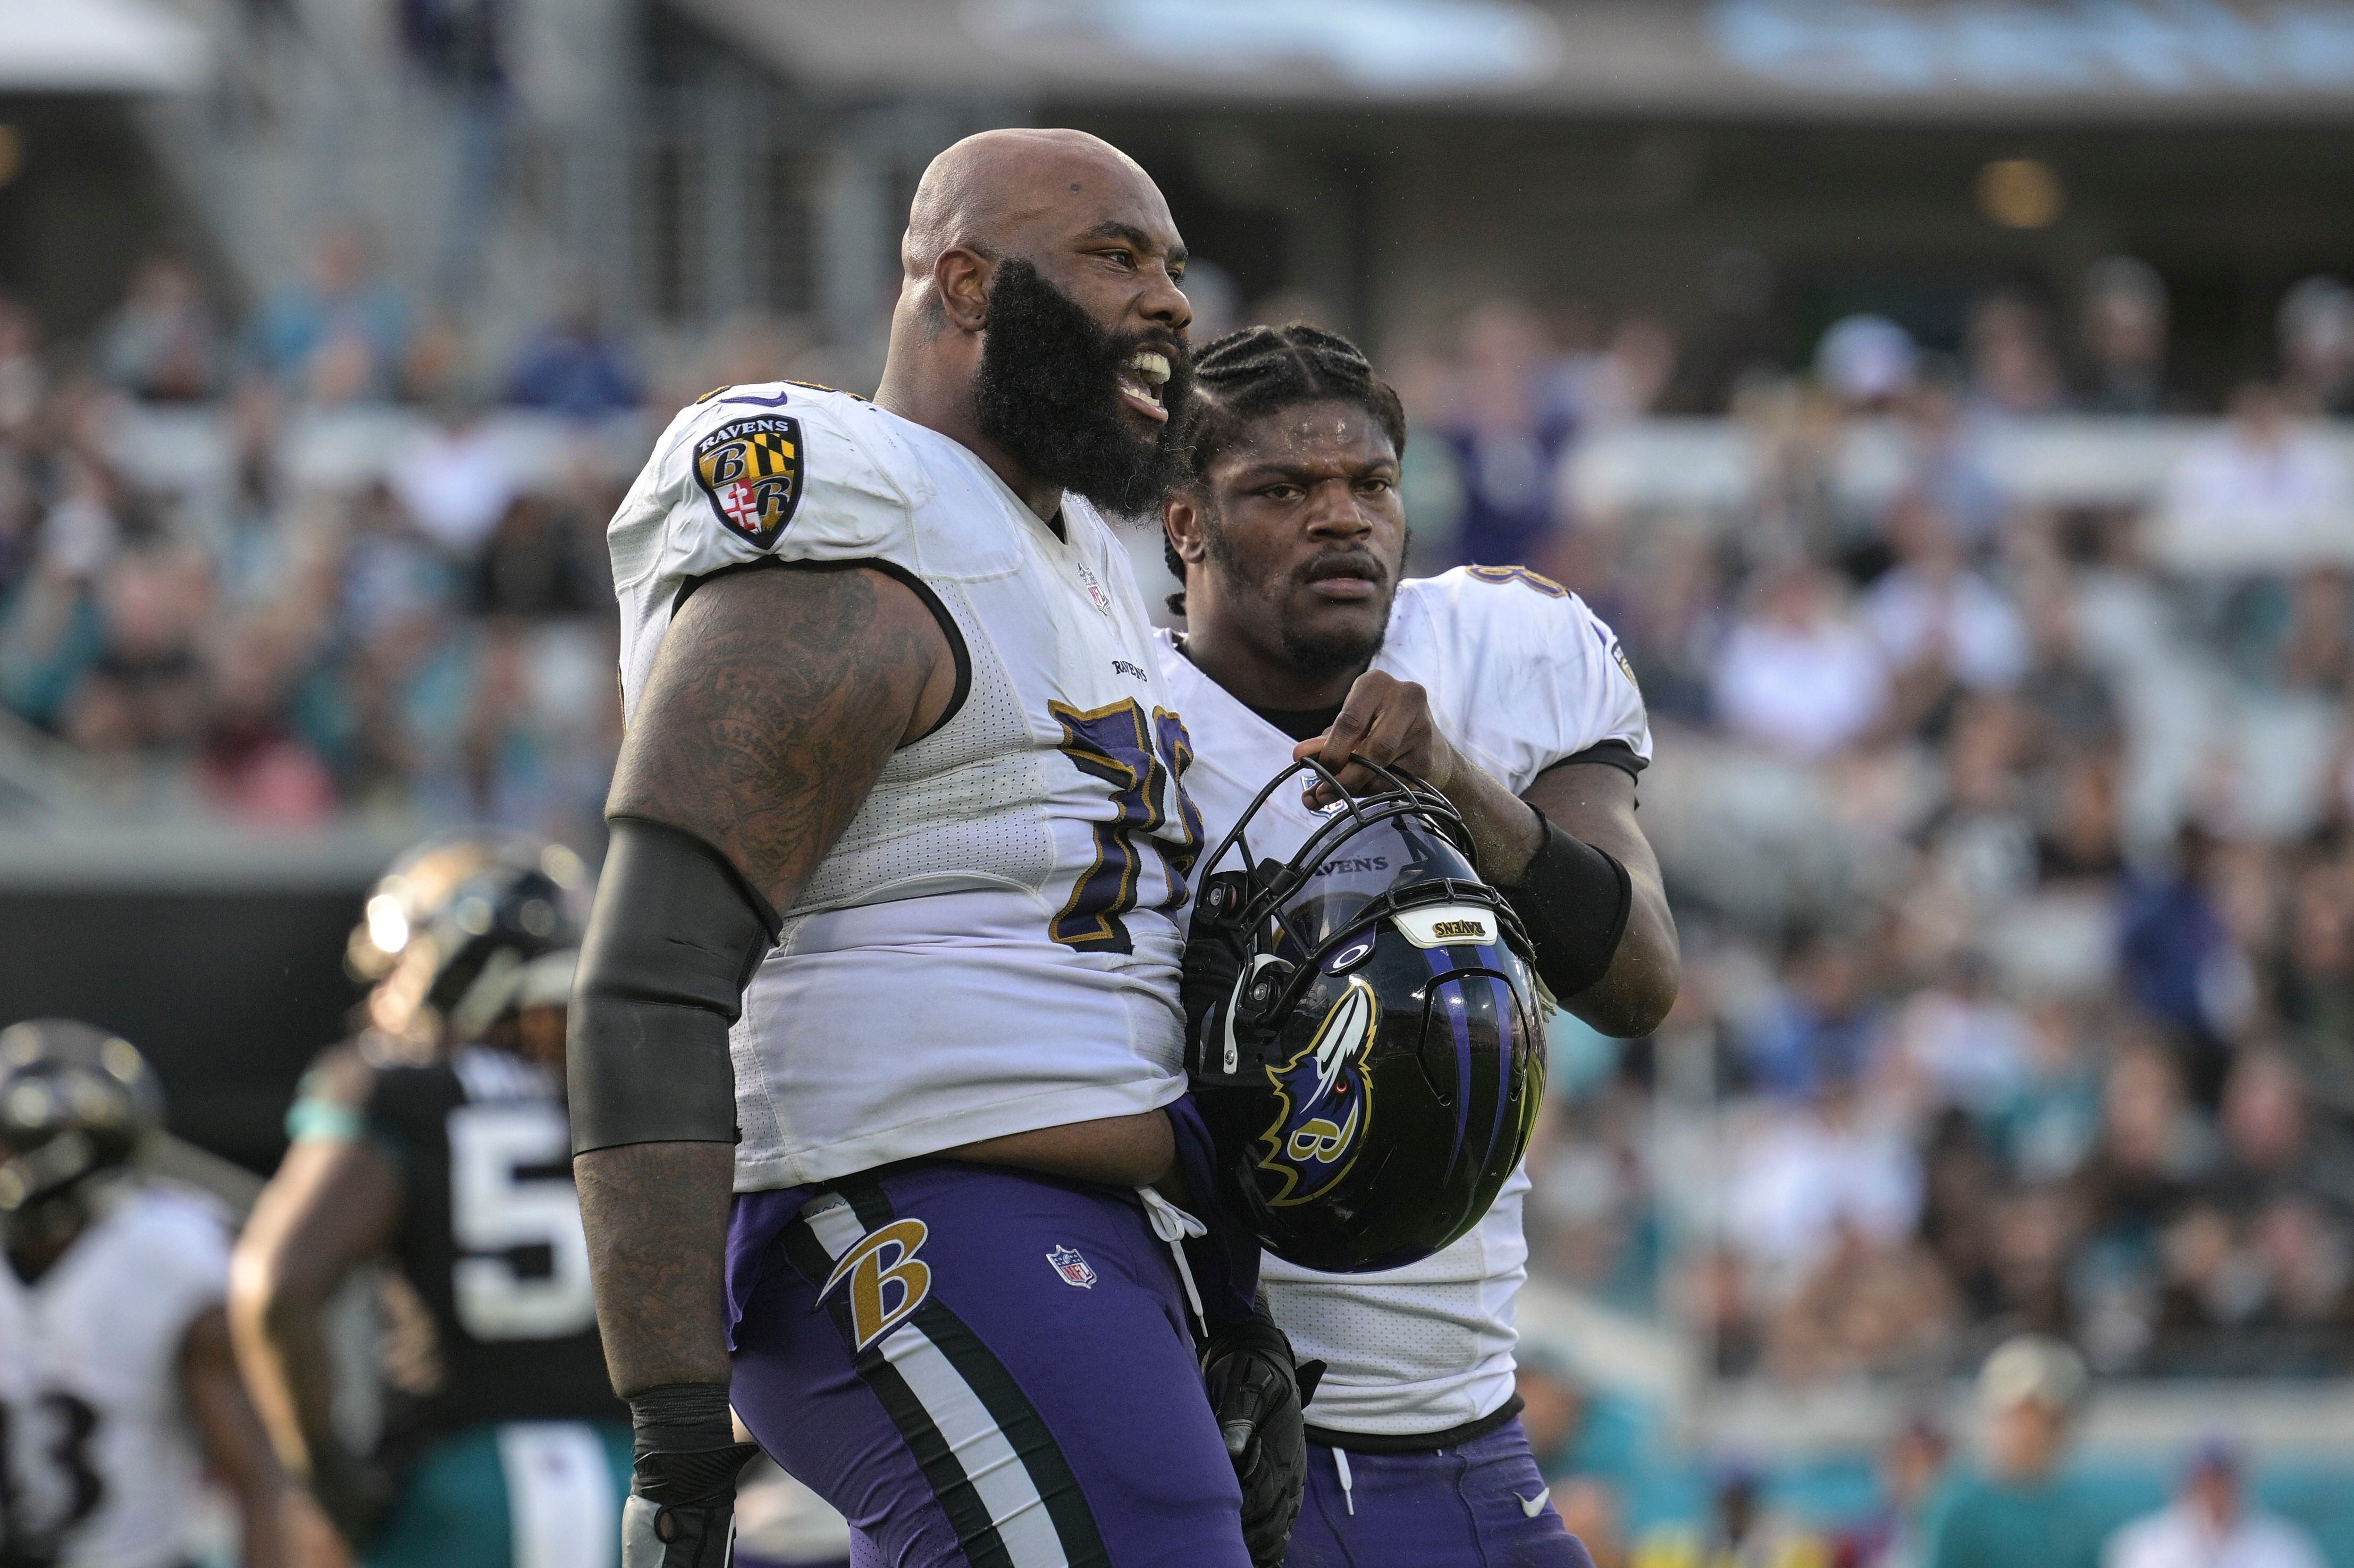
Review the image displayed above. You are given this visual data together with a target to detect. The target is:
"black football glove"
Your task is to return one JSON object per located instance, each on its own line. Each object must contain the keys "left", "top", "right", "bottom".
{"left": 623, "top": 1383, "right": 761, "bottom": 1568}
{"left": 1204, "top": 1296, "right": 1325, "bottom": 1568}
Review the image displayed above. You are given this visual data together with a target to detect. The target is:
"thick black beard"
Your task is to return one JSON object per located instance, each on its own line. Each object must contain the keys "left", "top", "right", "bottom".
{"left": 972, "top": 259, "right": 1195, "bottom": 517}
{"left": 1200, "top": 511, "right": 1409, "bottom": 680}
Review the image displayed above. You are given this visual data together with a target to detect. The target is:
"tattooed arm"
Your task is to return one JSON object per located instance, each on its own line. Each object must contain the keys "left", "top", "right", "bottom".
{"left": 577, "top": 562, "right": 952, "bottom": 1395}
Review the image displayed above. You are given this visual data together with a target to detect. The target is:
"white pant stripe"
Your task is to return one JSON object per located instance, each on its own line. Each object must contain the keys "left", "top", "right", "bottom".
{"left": 498, "top": 1422, "right": 619, "bottom": 1568}
{"left": 801, "top": 1196, "right": 1070, "bottom": 1568}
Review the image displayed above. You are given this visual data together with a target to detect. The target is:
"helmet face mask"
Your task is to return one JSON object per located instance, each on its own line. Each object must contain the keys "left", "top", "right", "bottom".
{"left": 1189, "top": 758, "right": 1548, "bottom": 1274}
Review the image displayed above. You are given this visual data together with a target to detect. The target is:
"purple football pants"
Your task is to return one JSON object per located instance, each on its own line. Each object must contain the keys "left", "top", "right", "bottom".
{"left": 1285, "top": 1420, "right": 1596, "bottom": 1568}
{"left": 726, "top": 1163, "right": 1252, "bottom": 1568}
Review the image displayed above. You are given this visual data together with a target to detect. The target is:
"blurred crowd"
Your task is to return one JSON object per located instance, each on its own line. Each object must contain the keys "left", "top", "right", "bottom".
{"left": 1403, "top": 259, "right": 2354, "bottom": 1400}
{"left": 10, "top": 228, "right": 2354, "bottom": 1400}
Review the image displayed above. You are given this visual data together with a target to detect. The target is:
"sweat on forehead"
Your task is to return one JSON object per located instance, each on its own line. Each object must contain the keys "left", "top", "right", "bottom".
{"left": 902, "top": 128, "right": 1166, "bottom": 276}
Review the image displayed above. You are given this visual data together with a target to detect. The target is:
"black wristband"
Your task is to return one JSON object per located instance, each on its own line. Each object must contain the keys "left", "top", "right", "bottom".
{"left": 629, "top": 1381, "right": 738, "bottom": 1459}
{"left": 628, "top": 1382, "right": 753, "bottom": 1507}
{"left": 568, "top": 817, "right": 779, "bottom": 1154}
{"left": 1500, "top": 808, "right": 1633, "bottom": 1001}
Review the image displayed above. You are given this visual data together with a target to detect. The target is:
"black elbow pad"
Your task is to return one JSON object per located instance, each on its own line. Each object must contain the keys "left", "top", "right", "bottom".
{"left": 568, "top": 816, "right": 781, "bottom": 1155}
{"left": 1500, "top": 809, "right": 1633, "bottom": 1002}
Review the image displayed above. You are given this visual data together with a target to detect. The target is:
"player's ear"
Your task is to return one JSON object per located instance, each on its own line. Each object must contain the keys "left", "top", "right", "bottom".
{"left": 1165, "top": 489, "right": 1209, "bottom": 566}
{"left": 935, "top": 247, "right": 993, "bottom": 334}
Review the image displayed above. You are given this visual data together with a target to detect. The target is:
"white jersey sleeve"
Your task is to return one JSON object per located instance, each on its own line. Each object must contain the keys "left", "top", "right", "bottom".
{"left": 609, "top": 384, "right": 928, "bottom": 718}
{"left": 1393, "top": 565, "right": 1651, "bottom": 793}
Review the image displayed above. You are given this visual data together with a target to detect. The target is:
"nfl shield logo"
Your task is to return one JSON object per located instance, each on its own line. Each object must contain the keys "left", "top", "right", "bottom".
{"left": 1047, "top": 1245, "right": 1097, "bottom": 1288}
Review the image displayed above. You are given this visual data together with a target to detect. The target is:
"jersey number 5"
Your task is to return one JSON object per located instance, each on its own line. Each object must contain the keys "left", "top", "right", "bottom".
{"left": 448, "top": 1102, "right": 599, "bottom": 1341}
{"left": 1050, "top": 699, "right": 1204, "bottom": 954}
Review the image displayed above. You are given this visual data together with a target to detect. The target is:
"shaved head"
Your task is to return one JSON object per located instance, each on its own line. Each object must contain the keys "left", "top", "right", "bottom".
{"left": 902, "top": 128, "right": 1173, "bottom": 283}
{"left": 875, "top": 126, "right": 1193, "bottom": 519}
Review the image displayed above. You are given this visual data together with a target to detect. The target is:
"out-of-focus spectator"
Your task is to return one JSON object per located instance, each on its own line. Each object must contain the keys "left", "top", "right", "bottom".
{"left": 2119, "top": 829, "right": 2254, "bottom": 1071}
{"left": 1836, "top": 1415, "right": 1951, "bottom": 1568}
{"left": 1921, "top": 1337, "right": 2107, "bottom": 1568}
{"left": 2205, "top": 1051, "right": 2354, "bottom": 1220}
{"left": 1729, "top": 1074, "right": 1922, "bottom": 1278}
{"left": 2078, "top": 258, "right": 2172, "bottom": 417}
{"left": 1634, "top": 1460, "right": 1831, "bottom": 1568}
{"left": 2016, "top": 574, "right": 2121, "bottom": 760}
{"left": 1912, "top": 697, "right": 2038, "bottom": 909}
{"left": 1737, "top": 931, "right": 1886, "bottom": 1099}
{"left": 195, "top": 617, "right": 334, "bottom": 823}
{"left": 2277, "top": 277, "right": 2354, "bottom": 419}
{"left": 1572, "top": 316, "right": 1680, "bottom": 428}
{"left": 64, "top": 545, "right": 212, "bottom": 758}
{"left": 1965, "top": 294, "right": 2065, "bottom": 419}
{"left": 1816, "top": 315, "right": 1916, "bottom": 414}
{"left": 240, "top": 224, "right": 411, "bottom": 403}
{"left": 96, "top": 255, "right": 221, "bottom": 403}
{"left": 1437, "top": 299, "right": 1576, "bottom": 568}
{"left": 390, "top": 391, "right": 521, "bottom": 555}
{"left": 1994, "top": 999, "right": 2105, "bottom": 1184}
{"left": 2103, "top": 1439, "right": 2324, "bottom": 1568}
{"left": 1862, "top": 492, "right": 2030, "bottom": 708}
{"left": 2156, "top": 384, "right": 2352, "bottom": 564}
{"left": 1898, "top": 366, "right": 2005, "bottom": 550}
{"left": 1768, "top": 1218, "right": 1956, "bottom": 1379}
{"left": 1712, "top": 563, "right": 1890, "bottom": 758}
{"left": 503, "top": 280, "right": 644, "bottom": 420}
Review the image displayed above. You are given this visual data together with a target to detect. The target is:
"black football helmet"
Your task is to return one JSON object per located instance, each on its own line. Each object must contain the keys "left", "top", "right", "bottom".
{"left": 0, "top": 1018, "right": 165, "bottom": 1223}
{"left": 351, "top": 831, "right": 591, "bottom": 1041}
{"left": 1184, "top": 758, "right": 1547, "bottom": 1273}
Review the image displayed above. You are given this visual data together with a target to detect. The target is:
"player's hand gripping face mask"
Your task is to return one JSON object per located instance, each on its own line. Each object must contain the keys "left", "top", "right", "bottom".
{"left": 1181, "top": 757, "right": 1548, "bottom": 1272}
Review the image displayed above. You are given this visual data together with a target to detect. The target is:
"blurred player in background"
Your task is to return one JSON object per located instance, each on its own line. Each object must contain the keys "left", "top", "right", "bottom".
{"left": 230, "top": 834, "right": 627, "bottom": 1568}
{"left": 1157, "top": 324, "right": 1680, "bottom": 1566}
{"left": 0, "top": 1018, "right": 293, "bottom": 1568}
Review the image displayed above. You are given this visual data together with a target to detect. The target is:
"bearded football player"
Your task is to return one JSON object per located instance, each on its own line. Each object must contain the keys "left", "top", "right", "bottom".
{"left": 1158, "top": 324, "right": 1680, "bottom": 1566}
{"left": 574, "top": 129, "right": 1318, "bottom": 1568}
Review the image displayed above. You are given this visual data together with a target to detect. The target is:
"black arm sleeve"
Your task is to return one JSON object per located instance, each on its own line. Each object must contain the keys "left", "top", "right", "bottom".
{"left": 1499, "top": 807, "right": 1633, "bottom": 1002}
{"left": 568, "top": 816, "right": 781, "bottom": 1155}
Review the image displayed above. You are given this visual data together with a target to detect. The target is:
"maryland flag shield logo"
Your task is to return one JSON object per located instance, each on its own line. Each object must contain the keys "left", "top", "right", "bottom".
{"left": 694, "top": 415, "right": 803, "bottom": 548}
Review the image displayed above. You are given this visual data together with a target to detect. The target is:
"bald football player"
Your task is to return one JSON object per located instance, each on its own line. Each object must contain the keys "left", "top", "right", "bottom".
{"left": 574, "top": 129, "right": 1309, "bottom": 1568}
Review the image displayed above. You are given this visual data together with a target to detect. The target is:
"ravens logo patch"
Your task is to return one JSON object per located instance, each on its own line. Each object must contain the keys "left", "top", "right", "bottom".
{"left": 694, "top": 415, "right": 803, "bottom": 547}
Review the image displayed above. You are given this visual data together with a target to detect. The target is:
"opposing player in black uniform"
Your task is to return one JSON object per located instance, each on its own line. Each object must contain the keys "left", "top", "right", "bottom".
{"left": 231, "top": 834, "right": 628, "bottom": 1568}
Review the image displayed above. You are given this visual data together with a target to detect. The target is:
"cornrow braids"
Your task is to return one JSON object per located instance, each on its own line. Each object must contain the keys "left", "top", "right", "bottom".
{"left": 1162, "top": 323, "right": 1408, "bottom": 615}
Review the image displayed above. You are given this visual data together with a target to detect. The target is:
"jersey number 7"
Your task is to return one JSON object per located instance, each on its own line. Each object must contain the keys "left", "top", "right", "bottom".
{"left": 1050, "top": 699, "right": 1204, "bottom": 955}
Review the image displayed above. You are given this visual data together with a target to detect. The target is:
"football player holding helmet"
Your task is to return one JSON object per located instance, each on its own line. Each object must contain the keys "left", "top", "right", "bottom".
{"left": 1159, "top": 324, "right": 1679, "bottom": 1568}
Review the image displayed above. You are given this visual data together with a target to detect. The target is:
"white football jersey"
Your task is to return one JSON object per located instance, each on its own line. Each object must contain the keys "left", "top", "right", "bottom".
{"left": 0, "top": 1184, "right": 232, "bottom": 1568}
{"left": 611, "top": 385, "right": 1201, "bottom": 1188}
{"left": 1157, "top": 565, "right": 1650, "bottom": 1437}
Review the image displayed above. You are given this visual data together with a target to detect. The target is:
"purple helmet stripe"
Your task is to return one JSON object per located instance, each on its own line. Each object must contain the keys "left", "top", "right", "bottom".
{"left": 1423, "top": 944, "right": 1474, "bottom": 1176}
